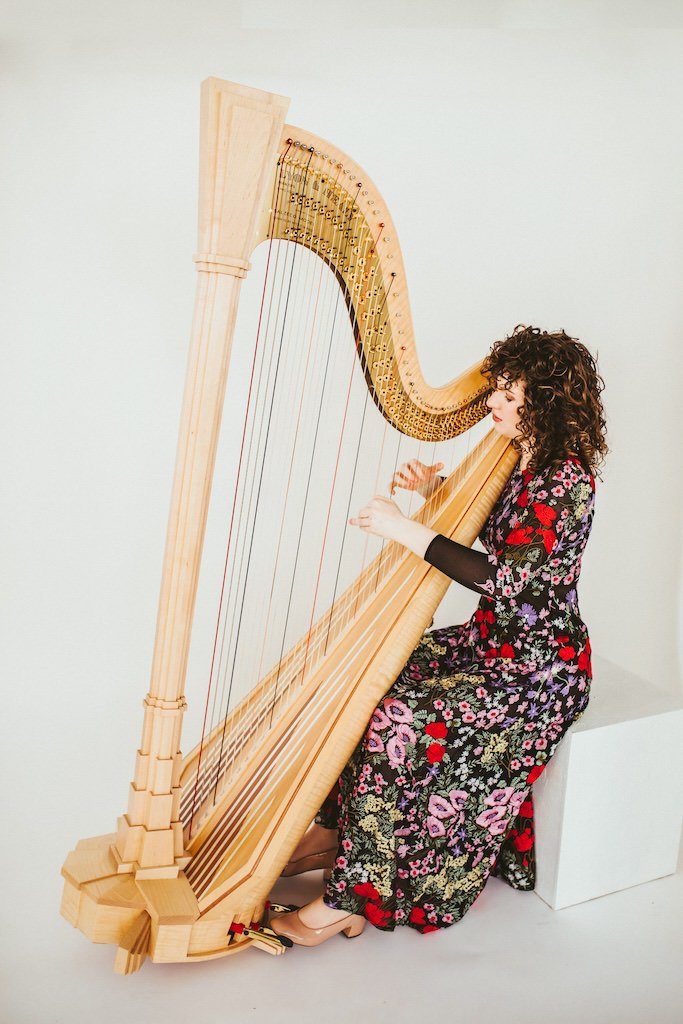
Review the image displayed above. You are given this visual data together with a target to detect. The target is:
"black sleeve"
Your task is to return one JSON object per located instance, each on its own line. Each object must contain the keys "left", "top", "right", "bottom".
{"left": 423, "top": 533, "right": 496, "bottom": 596}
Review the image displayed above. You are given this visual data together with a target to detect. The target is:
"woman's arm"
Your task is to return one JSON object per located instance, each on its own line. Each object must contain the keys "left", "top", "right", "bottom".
{"left": 422, "top": 460, "right": 594, "bottom": 599}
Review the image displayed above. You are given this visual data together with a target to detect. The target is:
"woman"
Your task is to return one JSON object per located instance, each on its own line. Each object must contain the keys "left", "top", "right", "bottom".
{"left": 271, "top": 324, "right": 608, "bottom": 945}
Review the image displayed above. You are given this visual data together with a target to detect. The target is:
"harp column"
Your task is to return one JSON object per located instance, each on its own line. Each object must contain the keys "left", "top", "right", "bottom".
{"left": 113, "top": 78, "right": 290, "bottom": 878}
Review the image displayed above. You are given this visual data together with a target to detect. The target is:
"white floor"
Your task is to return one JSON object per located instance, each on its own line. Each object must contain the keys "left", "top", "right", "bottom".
{"left": 3, "top": 831, "right": 682, "bottom": 1024}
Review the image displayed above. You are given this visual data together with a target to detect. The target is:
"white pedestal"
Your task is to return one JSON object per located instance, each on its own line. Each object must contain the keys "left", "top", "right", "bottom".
{"left": 533, "top": 653, "right": 683, "bottom": 910}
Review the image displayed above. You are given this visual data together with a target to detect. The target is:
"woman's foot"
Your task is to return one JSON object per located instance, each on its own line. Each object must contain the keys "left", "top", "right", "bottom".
{"left": 270, "top": 895, "right": 366, "bottom": 945}
{"left": 280, "top": 823, "right": 338, "bottom": 877}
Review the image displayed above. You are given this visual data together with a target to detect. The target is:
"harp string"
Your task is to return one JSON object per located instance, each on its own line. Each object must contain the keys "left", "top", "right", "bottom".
{"left": 187, "top": 203, "right": 409, "bottom": 819}
{"left": 189, "top": 146, "right": 293, "bottom": 830}
{"left": 189, "top": 180, "right": 395, "bottom": 823}
{"left": 185, "top": 147, "right": 480, "bottom": 831}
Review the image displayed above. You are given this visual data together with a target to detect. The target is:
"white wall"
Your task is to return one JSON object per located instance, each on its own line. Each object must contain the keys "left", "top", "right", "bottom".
{"left": 2, "top": 0, "right": 682, "bottom": 885}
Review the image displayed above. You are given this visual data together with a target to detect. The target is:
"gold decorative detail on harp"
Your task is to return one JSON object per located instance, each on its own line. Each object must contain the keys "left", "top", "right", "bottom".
{"left": 60, "top": 76, "right": 518, "bottom": 973}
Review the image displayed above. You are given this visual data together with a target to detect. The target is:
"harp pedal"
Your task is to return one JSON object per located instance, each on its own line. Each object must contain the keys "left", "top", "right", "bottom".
{"left": 228, "top": 918, "right": 295, "bottom": 954}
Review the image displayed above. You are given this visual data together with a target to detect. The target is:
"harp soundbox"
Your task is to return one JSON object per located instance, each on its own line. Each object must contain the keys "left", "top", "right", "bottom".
{"left": 60, "top": 77, "right": 517, "bottom": 973}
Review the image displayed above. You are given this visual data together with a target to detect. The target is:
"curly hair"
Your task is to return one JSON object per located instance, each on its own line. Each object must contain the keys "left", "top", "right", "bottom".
{"left": 481, "top": 324, "right": 609, "bottom": 480}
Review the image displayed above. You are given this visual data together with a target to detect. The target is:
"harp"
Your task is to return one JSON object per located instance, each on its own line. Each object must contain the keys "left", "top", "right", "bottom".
{"left": 60, "top": 77, "right": 517, "bottom": 973}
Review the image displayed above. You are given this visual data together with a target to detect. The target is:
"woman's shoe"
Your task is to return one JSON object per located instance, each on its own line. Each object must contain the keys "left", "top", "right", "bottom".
{"left": 269, "top": 907, "right": 366, "bottom": 946}
{"left": 279, "top": 848, "right": 337, "bottom": 877}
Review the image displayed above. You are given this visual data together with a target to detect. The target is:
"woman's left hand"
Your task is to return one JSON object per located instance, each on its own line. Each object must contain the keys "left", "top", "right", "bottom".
{"left": 348, "top": 495, "right": 406, "bottom": 541}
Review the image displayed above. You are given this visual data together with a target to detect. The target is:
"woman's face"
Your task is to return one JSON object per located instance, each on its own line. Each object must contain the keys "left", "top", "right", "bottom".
{"left": 486, "top": 375, "right": 526, "bottom": 440}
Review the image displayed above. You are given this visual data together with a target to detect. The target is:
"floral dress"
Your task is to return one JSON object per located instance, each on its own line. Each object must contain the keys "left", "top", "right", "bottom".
{"left": 314, "top": 455, "right": 596, "bottom": 933}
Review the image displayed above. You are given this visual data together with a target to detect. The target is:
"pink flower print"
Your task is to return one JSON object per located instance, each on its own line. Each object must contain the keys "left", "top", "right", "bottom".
{"left": 342, "top": 838, "right": 353, "bottom": 851}
{"left": 507, "top": 790, "right": 526, "bottom": 814}
{"left": 484, "top": 786, "right": 516, "bottom": 806}
{"left": 397, "top": 843, "right": 410, "bottom": 857}
{"left": 338, "top": 880, "right": 347, "bottom": 891}
{"left": 386, "top": 735, "right": 406, "bottom": 768}
{"left": 535, "top": 737, "right": 548, "bottom": 749}
{"left": 364, "top": 730, "right": 385, "bottom": 753}
{"left": 395, "top": 723, "right": 416, "bottom": 745}
{"left": 335, "top": 856, "right": 348, "bottom": 869}
{"left": 428, "top": 794, "right": 457, "bottom": 819}
{"left": 472, "top": 848, "right": 484, "bottom": 868}
{"left": 476, "top": 806, "right": 508, "bottom": 834}
{"left": 449, "top": 790, "right": 468, "bottom": 812}
{"left": 462, "top": 711, "right": 476, "bottom": 723}
{"left": 458, "top": 701, "right": 471, "bottom": 712}
{"left": 433, "top": 699, "right": 445, "bottom": 710}
{"left": 443, "top": 913, "right": 454, "bottom": 923}
{"left": 383, "top": 697, "right": 414, "bottom": 724}
{"left": 443, "top": 708, "right": 454, "bottom": 720}
{"left": 476, "top": 686, "right": 487, "bottom": 698}
{"left": 370, "top": 707, "right": 392, "bottom": 731}
{"left": 426, "top": 816, "right": 446, "bottom": 838}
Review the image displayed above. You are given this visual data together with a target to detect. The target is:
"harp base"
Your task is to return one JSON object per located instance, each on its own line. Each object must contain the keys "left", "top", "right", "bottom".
{"left": 60, "top": 833, "right": 288, "bottom": 973}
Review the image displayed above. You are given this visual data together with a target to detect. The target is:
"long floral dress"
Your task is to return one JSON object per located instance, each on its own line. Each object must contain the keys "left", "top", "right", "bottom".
{"left": 314, "top": 454, "right": 596, "bottom": 933}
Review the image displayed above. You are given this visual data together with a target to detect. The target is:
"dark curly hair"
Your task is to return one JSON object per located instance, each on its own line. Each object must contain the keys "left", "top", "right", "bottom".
{"left": 481, "top": 324, "right": 609, "bottom": 480}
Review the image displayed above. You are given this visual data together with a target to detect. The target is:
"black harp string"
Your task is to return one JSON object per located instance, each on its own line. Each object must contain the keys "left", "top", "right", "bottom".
{"left": 209, "top": 148, "right": 317, "bottom": 807}
{"left": 189, "top": 143, "right": 293, "bottom": 833}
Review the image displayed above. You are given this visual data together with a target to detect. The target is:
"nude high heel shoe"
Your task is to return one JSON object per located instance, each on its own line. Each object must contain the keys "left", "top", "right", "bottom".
{"left": 269, "top": 907, "right": 366, "bottom": 945}
{"left": 279, "top": 848, "right": 337, "bottom": 877}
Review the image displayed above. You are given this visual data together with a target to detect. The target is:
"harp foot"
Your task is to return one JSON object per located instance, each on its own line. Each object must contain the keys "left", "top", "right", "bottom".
{"left": 114, "top": 913, "right": 151, "bottom": 975}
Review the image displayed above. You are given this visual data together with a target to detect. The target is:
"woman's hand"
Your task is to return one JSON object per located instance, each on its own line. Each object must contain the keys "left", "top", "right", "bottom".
{"left": 348, "top": 495, "right": 406, "bottom": 542}
{"left": 389, "top": 460, "right": 445, "bottom": 498}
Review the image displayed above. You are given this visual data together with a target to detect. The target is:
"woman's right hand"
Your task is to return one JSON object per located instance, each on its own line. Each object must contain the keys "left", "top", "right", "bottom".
{"left": 388, "top": 460, "right": 445, "bottom": 498}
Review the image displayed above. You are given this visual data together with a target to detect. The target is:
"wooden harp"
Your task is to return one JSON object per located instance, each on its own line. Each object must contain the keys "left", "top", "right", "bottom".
{"left": 60, "top": 77, "right": 517, "bottom": 973}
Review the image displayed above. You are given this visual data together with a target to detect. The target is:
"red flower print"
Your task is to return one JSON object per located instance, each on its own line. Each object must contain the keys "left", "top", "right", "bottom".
{"left": 500, "top": 643, "right": 515, "bottom": 659}
{"left": 506, "top": 525, "right": 534, "bottom": 545}
{"left": 559, "top": 645, "right": 576, "bottom": 661}
{"left": 425, "top": 721, "right": 448, "bottom": 738}
{"left": 578, "top": 649, "right": 591, "bottom": 674}
{"left": 536, "top": 528, "right": 557, "bottom": 554}
{"left": 364, "top": 901, "right": 392, "bottom": 927}
{"left": 484, "top": 646, "right": 498, "bottom": 658}
{"left": 526, "top": 764, "right": 545, "bottom": 784}
{"left": 426, "top": 743, "right": 446, "bottom": 764}
{"left": 513, "top": 827, "right": 534, "bottom": 852}
{"left": 533, "top": 502, "right": 557, "bottom": 527}
{"left": 421, "top": 924, "right": 440, "bottom": 933}
{"left": 353, "top": 881, "right": 380, "bottom": 901}
{"left": 519, "top": 799, "right": 534, "bottom": 817}
{"left": 409, "top": 906, "right": 426, "bottom": 924}
{"left": 517, "top": 488, "right": 529, "bottom": 508}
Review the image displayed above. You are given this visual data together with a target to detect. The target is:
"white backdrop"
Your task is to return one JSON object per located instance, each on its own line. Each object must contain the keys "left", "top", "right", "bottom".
{"left": 2, "top": 0, "right": 683, "bottom": 1017}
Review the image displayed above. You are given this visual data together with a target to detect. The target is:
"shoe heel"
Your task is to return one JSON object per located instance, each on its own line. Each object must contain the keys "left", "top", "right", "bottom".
{"left": 341, "top": 916, "right": 366, "bottom": 939}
